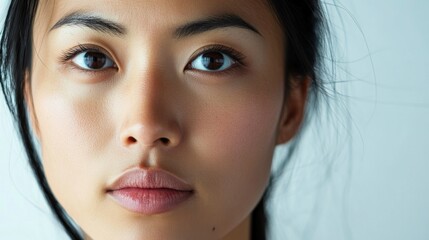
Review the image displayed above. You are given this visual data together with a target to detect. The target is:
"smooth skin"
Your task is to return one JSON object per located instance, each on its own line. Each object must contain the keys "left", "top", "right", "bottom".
{"left": 27, "top": 0, "right": 308, "bottom": 239}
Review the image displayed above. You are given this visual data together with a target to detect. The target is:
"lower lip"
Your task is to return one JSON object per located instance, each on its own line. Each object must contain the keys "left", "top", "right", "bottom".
{"left": 108, "top": 188, "right": 193, "bottom": 215}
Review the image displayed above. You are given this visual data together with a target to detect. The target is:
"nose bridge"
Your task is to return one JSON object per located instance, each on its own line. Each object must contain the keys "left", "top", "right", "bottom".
{"left": 131, "top": 67, "right": 165, "bottom": 126}
{"left": 119, "top": 57, "right": 180, "bottom": 148}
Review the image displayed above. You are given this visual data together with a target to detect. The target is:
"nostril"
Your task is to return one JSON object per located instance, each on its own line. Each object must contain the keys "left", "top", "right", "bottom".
{"left": 160, "top": 137, "right": 170, "bottom": 145}
{"left": 127, "top": 136, "right": 137, "bottom": 144}
{"left": 125, "top": 136, "right": 170, "bottom": 146}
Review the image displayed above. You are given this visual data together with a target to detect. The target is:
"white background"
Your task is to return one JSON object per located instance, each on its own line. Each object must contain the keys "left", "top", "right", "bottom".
{"left": 1, "top": 1, "right": 428, "bottom": 239}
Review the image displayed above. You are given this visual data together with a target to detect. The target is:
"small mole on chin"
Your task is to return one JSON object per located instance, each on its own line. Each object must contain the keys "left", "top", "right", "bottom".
{"left": 212, "top": 227, "right": 216, "bottom": 231}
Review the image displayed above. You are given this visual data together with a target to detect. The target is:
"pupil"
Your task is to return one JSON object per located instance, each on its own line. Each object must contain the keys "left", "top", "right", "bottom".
{"left": 84, "top": 52, "right": 106, "bottom": 69}
{"left": 202, "top": 52, "right": 224, "bottom": 70}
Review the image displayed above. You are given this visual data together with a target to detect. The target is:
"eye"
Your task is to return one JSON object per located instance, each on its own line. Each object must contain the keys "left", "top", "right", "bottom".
{"left": 71, "top": 51, "right": 115, "bottom": 70}
{"left": 190, "top": 51, "right": 236, "bottom": 72}
{"left": 187, "top": 45, "right": 244, "bottom": 72}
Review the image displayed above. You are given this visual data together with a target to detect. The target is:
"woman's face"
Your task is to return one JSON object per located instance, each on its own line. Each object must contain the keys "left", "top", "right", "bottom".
{"left": 29, "top": 0, "right": 300, "bottom": 239}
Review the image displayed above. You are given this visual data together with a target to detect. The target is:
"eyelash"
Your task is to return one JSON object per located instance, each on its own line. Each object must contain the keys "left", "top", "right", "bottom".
{"left": 59, "top": 44, "right": 246, "bottom": 74}
{"left": 61, "top": 44, "right": 92, "bottom": 62}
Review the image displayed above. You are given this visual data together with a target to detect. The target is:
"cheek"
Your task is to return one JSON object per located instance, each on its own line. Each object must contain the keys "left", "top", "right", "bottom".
{"left": 188, "top": 86, "right": 283, "bottom": 228}
{"left": 32, "top": 84, "right": 112, "bottom": 216}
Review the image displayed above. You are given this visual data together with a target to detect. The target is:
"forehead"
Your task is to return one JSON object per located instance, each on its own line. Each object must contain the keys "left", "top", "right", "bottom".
{"left": 34, "top": 0, "right": 282, "bottom": 40}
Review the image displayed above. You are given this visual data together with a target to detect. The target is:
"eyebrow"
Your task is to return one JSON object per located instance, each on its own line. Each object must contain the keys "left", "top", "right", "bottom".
{"left": 50, "top": 12, "right": 126, "bottom": 36}
{"left": 50, "top": 12, "right": 261, "bottom": 38}
{"left": 173, "top": 14, "right": 261, "bottom": 38}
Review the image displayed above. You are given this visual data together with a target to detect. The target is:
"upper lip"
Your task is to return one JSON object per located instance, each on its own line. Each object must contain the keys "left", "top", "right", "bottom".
{"left": 106, "top": 168, "right": 193, "bottom": 192}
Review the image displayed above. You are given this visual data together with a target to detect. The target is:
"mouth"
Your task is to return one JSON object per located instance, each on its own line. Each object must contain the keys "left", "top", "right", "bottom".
{"left": 106, "top": 168, "right": 194, "bottom": 215}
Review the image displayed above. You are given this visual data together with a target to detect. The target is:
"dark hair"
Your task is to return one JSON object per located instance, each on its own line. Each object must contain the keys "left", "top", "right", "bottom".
{"left": 0, "top": 0, "right": 328, "bottom": 239}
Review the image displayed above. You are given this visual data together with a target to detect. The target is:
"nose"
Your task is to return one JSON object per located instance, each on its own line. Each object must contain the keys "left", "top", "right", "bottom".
{"left": 119, "top": 69, "right": 182, "bottom": 149}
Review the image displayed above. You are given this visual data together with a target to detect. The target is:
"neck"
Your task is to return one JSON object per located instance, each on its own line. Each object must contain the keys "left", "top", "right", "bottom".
{"left": 222, "top": 215, "right": 251, "bottom": 240}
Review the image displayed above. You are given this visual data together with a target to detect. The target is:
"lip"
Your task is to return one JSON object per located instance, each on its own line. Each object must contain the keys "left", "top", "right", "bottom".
{"left": 106, "top": 168, "right": 194, "bottom": 215}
